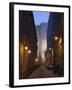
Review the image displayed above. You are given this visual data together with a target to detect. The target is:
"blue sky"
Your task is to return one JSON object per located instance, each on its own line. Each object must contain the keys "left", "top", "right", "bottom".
{"left": 33, "top": 11, "right": 50, "bottom": 25}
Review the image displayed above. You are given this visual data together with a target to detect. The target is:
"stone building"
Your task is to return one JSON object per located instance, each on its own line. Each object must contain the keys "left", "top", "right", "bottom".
{"left": 19, "top": 11, "right": 37, "bottom": 79}
{"left": 47, "top": 12, "right": 64, "bottom": 76}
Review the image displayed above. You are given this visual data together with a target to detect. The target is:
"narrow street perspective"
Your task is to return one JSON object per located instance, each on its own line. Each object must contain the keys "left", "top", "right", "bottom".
{"left": 19, "top": 11, "right": 64, "bottom": 79}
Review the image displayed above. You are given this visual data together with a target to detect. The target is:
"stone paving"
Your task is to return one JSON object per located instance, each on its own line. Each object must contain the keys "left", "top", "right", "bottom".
{"left": 28, "top": 65, "right": 58, "bottom": 79}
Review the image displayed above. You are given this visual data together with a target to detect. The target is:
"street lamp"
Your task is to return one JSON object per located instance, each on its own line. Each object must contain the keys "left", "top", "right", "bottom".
{"left": 54, "top": 36, "right": 58, "bottom": 40}
{"left": 25, "top": 46, "right": 28, "bottom": 50}
{"left": 35, "top": 58, "right": 38, "bottom": 64}
{"left": 28, "top": 50, "right": 31, "bottom": 54}
{"left": 49, "top": 48, "right": 51, "bottom": 50}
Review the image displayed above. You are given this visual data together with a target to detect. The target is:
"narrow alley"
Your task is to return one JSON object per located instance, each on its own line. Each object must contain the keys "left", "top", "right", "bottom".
{"left": 28, "top": 65, "right": 58, "bottom": 79}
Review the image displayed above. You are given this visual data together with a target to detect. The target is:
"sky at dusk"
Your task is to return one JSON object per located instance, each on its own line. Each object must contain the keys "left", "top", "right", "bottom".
{"left": 33, "top": 11, "right": 50, "bottom": 25}
{"left": 33, "top": 11, "right": 50, "bottom": 59}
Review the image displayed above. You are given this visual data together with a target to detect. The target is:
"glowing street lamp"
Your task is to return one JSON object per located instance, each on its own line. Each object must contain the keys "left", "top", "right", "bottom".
{"left": 28, "top": 50, "right": 31, "bottom": 54}
{"left": 35, "top": 58, "right": 38, "bottom": 63}
{"left": 25, "top": 46, "right": 28, "bottom": 50}
{"left": 49, "top": 48, "right": 51, "bottom": 50}
{"left": 54, "top": 36, "right": 58, "bottom": 40}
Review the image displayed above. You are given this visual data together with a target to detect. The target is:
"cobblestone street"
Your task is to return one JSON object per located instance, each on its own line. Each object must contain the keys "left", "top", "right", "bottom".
{"left": 28, "top": 65, "right": 58, "bottom": 79}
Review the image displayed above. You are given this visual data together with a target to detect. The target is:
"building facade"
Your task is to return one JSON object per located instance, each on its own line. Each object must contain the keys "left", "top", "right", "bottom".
{"left": 47, "top": 12, "right": 64, "bottom": 76}
{"left": 19, "top": 11, "right": 38, "bottom": 79}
